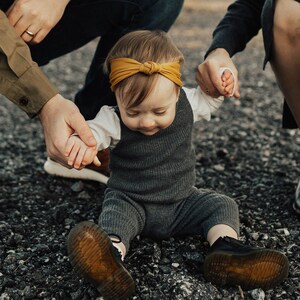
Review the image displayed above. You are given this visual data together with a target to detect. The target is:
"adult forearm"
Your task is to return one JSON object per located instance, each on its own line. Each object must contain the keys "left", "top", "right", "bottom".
{"left": 205, "top": 0, "right": 266, "bottom": 58}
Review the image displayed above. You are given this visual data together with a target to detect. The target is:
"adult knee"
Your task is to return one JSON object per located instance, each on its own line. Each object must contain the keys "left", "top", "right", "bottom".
{"left": 274, "top": 11, "right": 300, "bottom": 45}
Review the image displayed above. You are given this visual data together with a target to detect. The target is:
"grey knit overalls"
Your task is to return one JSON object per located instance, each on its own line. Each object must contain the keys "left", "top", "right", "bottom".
{"left": 99, "top": 89, "right": 239, "bottom": 250}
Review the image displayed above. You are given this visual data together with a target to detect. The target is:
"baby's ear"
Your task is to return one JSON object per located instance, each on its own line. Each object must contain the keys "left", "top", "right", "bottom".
{"left": 175, "top": 86, "right": 180, "bottom": 100}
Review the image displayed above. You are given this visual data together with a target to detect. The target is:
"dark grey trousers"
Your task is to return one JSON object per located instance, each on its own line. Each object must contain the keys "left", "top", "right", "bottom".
{"left": 99, "top": 188, "right": 240, "bottom": 251}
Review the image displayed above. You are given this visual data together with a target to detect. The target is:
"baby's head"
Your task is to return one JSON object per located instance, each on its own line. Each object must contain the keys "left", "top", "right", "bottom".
{"left": 104, "top": 30, "right": 184, "bottom": 135}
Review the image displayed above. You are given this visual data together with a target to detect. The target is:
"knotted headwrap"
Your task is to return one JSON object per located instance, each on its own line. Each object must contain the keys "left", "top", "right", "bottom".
{"left": 109, "top": 58, "right": 183, "bottom": 90}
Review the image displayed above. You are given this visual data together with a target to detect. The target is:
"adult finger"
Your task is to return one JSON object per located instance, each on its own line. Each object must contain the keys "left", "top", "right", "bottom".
{"left": 207, "top": 66, "right": 227, "bottom": 96}
{"left": 30, "top": 28, "right": 49, "bottom": 44}
{"left": 196, "top": 65, "right": 214, "bottom": 94}
{"left": 6, "top": 3, "right": 21, "bottom": 27}
{"left": 21, "top": 30, "right": 34, "bottom": 42}
{"left": 67, "top": 112, "right": 96, "bottom": 148}
{"left": 197, "top": 63, "right": 223, "bottom": 97}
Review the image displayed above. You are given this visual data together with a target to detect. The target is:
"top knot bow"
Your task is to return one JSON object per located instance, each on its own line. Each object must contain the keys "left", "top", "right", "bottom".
{"left": 139, "top": 61, "right": 162, "bottom": 75}
{"left": 109, "top": 57, "right": 182, "bottom": 90}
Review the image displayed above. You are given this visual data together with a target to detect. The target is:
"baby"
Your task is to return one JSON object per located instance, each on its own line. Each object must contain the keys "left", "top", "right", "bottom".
{"left": 64, "top": 30, "right": 288, "bottom": 299}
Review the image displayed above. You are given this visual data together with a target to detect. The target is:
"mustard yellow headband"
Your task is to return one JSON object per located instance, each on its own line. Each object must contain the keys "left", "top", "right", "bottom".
{"left": 109, "top": 57, "right": 183, "bottom": 90}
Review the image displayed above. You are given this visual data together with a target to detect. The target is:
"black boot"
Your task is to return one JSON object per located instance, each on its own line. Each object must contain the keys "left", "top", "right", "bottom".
{"left": 67, "top": 221, "right": 135, "bottom": 300}
{"left": 203, "top": 236, "right": 289, "bottom": 290}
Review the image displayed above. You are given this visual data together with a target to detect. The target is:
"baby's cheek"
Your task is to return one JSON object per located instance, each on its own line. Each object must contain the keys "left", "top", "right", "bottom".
{"left": 123, "top": 118, "right": 138, "bottom": 131}
{"left": 161, "top": 114, "right": 176, "bottom": 129}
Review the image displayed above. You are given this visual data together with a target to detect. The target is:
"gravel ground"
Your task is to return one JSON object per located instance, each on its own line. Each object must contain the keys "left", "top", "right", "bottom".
{"left": 0, "top": 1, "right": 299, "bottom": 299}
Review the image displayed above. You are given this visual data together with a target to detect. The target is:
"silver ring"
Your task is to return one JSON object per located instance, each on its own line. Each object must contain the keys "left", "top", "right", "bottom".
{"left": 25, "top": 30, "right": 35, "bottom": 37}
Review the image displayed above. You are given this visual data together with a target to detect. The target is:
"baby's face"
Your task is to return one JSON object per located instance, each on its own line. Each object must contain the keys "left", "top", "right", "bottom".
{"left": 116, "top": 76, "right": 179, "bottom": 136}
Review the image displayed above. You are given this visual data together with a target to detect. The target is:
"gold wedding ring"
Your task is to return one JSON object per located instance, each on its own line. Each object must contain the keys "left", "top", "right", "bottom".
{"left": 25, "top": 30, "right": 35, "bottom": 37}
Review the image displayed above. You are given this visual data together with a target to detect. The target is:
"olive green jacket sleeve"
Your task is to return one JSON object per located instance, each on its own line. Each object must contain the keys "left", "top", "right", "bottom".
{"left": 0, "top": 10, "right": 59, "bottom": 118}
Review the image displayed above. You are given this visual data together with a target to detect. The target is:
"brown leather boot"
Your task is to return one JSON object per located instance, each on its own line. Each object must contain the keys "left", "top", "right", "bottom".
{"left": 203, "top": 236, "right": 289, "bottom": 290}
{"left": 67, "top": 221, "right": 135, "bottom": 300}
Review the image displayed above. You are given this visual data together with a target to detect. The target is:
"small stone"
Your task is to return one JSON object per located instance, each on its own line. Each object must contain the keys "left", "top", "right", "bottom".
{"left": 213, "top": 164, "right": 225, "bottom": 172}
{"left": 70, "top": 181, "right": 84, "bottom": 192}
{"left": 250, "top": 288, "right": 265, "bottom": 300}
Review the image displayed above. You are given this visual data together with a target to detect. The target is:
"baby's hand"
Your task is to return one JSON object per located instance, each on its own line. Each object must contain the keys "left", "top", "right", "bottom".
{"left": 65, "top": 135, "right": 101, "bottom": 169}
{"left": 221, "top": 69, "right": 235, "bottom": 97}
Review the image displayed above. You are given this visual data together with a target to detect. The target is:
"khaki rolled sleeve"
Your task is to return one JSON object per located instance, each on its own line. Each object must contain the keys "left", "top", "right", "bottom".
{"left": 0, "top": 10, "right": 59, "bottom": 118}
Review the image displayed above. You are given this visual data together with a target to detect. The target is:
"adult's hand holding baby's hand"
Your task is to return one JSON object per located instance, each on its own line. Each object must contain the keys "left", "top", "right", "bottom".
{"left": 196, "top": 48, "right": 240, "bottom": 99}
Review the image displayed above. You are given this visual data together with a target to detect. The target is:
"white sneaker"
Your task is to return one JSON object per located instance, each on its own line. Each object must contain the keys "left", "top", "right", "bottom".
{"left": 43, "top": 158, "right": 108, "bottom": 185}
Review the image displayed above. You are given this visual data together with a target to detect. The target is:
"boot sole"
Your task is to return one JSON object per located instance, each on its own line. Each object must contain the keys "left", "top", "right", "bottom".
{"left": 203, "top": 249, "right": 289, "bottom": 290}
{"left": 67, "top": 221, "right": 135, "bottom": 299}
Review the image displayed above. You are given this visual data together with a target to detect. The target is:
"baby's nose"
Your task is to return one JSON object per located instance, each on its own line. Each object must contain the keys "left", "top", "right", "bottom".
{"left": 140, "top": 117, "right": 155, "bottom": 128}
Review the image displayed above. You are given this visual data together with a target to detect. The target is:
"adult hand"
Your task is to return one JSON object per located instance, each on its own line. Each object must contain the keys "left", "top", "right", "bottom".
{"left": 196, "top": 48, "right": 240, "bottom": 98}
{"left": 39, "top": 94, "right": 97, "bottom": 167}
{"left": 6, "top": 0, "right": 70, "bottom": 44}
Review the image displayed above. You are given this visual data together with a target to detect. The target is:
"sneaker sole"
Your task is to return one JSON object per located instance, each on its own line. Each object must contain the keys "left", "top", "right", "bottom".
{"left": 67, "top": 221, "right": 135, "bottom": 300}
{"left": 44, "top": 158, "right": 108, "bottom": 184}
{"left": 203, "top": 249, "right": 289, "bottom": 290}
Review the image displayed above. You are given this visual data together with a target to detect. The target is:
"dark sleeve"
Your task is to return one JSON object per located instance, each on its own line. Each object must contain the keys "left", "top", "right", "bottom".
{"left": 205, "top": 0, "right": 266, "bottom": 58}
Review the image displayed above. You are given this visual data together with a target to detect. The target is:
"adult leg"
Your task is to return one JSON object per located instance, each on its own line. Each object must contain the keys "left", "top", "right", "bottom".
{"left": 271, "top": 0, "right": 300, "bottom": 214}
{"left": 29, "top": 1, "right": 146, "bottom": 64}
{"left": 270, "top": 0, "right": 300, "bottom": 128}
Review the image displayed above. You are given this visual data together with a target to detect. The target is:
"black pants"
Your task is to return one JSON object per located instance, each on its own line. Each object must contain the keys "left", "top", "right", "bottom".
{"left": 1, "top": 0, "right": 184, "bottom": 119}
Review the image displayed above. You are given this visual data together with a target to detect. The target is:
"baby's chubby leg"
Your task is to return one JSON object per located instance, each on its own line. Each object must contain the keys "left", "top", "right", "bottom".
{"left": 206, "top": 224, "right": 237, "bottom": 245}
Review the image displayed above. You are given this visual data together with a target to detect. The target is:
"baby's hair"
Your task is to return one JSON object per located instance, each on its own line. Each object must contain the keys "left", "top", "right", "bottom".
{"left": 104, "top": 30, "right": 184, "bottom": 108}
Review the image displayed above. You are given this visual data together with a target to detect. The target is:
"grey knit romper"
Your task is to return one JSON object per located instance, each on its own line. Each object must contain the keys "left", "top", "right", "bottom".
{"left": 99, "top": 89, "right": 239, "bottom": 250}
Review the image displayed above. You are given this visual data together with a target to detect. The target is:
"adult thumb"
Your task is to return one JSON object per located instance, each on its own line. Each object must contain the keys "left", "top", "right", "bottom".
{"left": 68, "top": 112, "right": 96, "bottom": 147}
